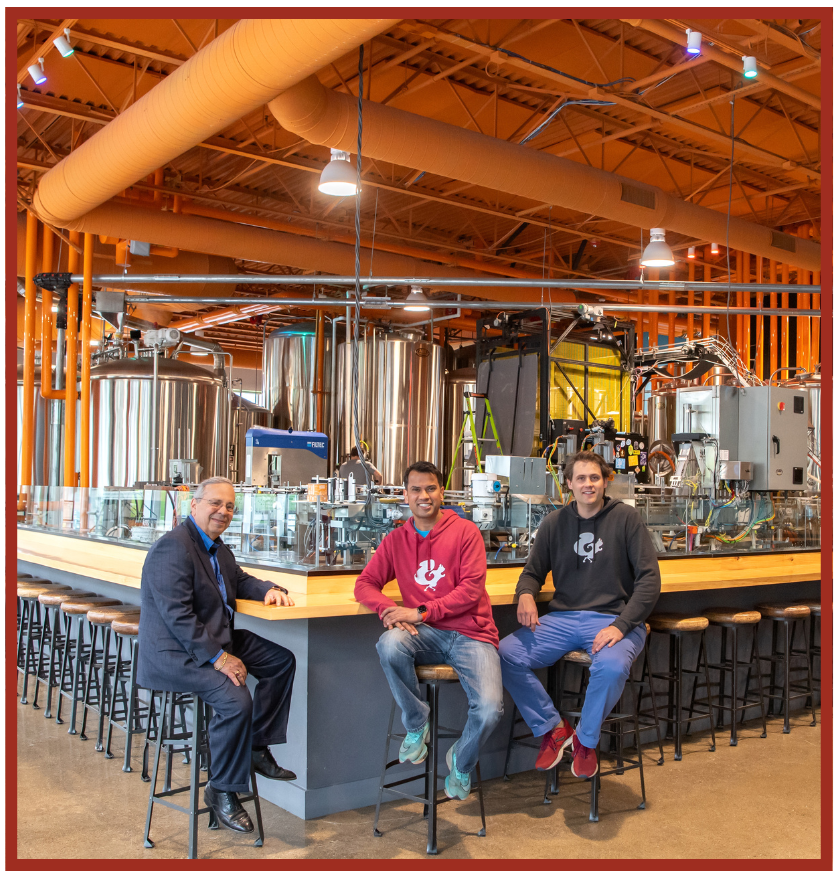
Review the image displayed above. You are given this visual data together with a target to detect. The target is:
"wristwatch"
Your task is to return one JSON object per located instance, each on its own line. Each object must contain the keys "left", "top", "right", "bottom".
{"left": 417, "top": 605, "right": 428, "bottom": 621}
{"left": 271, "top": 585, "right": 289, "bottom": 595}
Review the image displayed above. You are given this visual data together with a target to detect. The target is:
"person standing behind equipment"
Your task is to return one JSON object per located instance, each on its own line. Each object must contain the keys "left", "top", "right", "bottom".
{"left": 354, "top": 461, "right": 503, "bottom": 800}
{"left": 498, "top": 451, "right": 661, "bottom": 780}
{"left": 337, "top": 446, "right": 383, "bottom": 485}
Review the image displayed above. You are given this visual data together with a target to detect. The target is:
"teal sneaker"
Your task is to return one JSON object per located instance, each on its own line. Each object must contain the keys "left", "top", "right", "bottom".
{"left": 444, "top": 744, "right": 471, "bottom": 800}
{"left": 399, "top": 721, "right": 429, "bottom": 764}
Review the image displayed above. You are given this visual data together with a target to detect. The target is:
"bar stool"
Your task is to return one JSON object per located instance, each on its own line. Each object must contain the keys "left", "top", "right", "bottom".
{"left": 16, "top": 580, "right": 70, "bottom": 705}
{"left": 543, "top": 648, "right": 648, "bottom": 821}
{"left": 754, "top": 602, "right": 816, "bottom": 732}
{"left": 143, "top": 691, "right": 264, "bottom": 859}
{"left": 801, "top": 601, "right": 821, "bottom": 706}
{"left": 16, "top": 577, "right": 60, "bottom": 670}
{"left": 372, "top": 664, "right": 487, "bottom": 856}
{"left": 643, "top": 613, "right": 716, "bottom": 760}
{"left": 80, "top": 605, "right": 142, "bottom": 750}
{"left": 105, "top": 615, "right": 150, "bottom": 772}
{"left": 34, "top": 588, "right": 96, "bottom": 716}
{"left": 55, "top": 595, "right": 122, "bottom": 733}
{"left": 700, "top": 608, "right": 767, "bottom": 746}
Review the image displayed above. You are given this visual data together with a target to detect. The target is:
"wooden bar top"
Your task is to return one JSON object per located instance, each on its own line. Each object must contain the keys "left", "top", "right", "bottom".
{"left": 18, "top": 528, "right": 822, "bottom": 622}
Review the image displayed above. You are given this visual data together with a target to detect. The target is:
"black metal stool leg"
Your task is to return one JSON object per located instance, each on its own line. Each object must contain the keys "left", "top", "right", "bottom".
{"left": 32, "top": 604, "right": 49, "bottom": 710}
{"left": 673, "top": 633, "right": 683, "bottom": 761}
{"left": 589, "top": 749, "right": 601, "bottom": 822}
{"left": 700, "top": 631, "right": 716, "bottom": 752}
{"left": 502, "top": 703, "right": 518, "bottom": 781}
{"left": 767, "top": 619, "right": 778, "bottom": 716}
{"left": 68, "top": 616, "right": 86, "bottom": 734}
{"left": 43, "top": 606, "right": 61, "bottom": 719}
{"left": 373, "top": 699, "right": 396, "bottom": 837}
{"left": 782, "top": 620, "right": 791, "bottom": 733}
{"left": 188, "top": 694, "right": 202, "bottom": 860}
{"left": 79, "top": 622, "right": 99, "bottom": 741}
{"left": 474, "top": 760, "right": 486, "bottom": 837}
{"left": 250, "top": 765, "right": 264, "bottom": 847}
{"left": 122, "top": 638, "right": 142, "bottom": 770}
{"left": 143, "top": 691, "right": 169, "bottom": 849}
{"left": 95, "top": 626, "right": 113, "bottom": 751}
{"left": 729, "top": 626, "right": 739, "bottom": 745}
{"left": 427, "top": 681, "right": 440, "bottom": 856}
{"left": 628, "top": 677, "right": 646, "bottom": 810}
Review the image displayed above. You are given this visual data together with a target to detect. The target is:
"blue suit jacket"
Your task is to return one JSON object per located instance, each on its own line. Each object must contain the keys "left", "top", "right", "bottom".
{"left": 137, "top": 517, "right": 273, "bottom": 692}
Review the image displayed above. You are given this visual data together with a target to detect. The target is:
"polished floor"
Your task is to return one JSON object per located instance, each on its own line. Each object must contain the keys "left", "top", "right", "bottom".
{"left": 15, "top": 679, "right": 822, "bottom": 863}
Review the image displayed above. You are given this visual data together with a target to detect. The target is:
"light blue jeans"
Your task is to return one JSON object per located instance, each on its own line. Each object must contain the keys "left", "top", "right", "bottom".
{"left": 498, "top": 611, "right": 646, "bottom": 748}
{"left": 376, "top": 624, "right": 504, "bottom": 774}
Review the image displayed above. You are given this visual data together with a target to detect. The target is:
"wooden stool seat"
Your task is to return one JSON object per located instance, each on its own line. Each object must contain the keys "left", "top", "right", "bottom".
{"left": 112, "top": 618, "right": 140, "bottom": 637}
{"left": 16, "top": 576, "right": 52, "bottom": 587}
{"left": 87, "top": 606, "right": 141, "bottom": 625}
{"left": 416, "top": 664, "right": 459, "bottom": 683}
{"left": 39, "top": 589, "right": 95, "bottom": 606}
{"left": 61, "top": 596, "right": 122, "bottom": 615}
{"left": 703, "top": 608, "right": 762, "bottom": 625}
{"left": 803, "top": 602, "right": 821, "bottom": 616}
{"left": 647, "top": 613, "right": 709, "bottom": 633}
{"left": 755, "top": 602, "right": 810, "bottom": 620}
{"left": 563, "top": 649, "right": 592, "bottom": 665}
{"left": 18, "top": 583, "right": 70, "bottom": 599}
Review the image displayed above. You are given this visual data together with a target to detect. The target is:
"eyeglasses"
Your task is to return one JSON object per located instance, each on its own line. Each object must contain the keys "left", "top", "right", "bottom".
{"left": 198, "top": 498, "right": 236, "bottom": 513}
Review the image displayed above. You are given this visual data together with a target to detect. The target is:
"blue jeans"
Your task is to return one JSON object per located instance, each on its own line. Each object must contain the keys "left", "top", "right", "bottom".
{"left": 375, "top": 625, "right": 504, "bottom": 774}
{"left": 498, "top": 611, "right": 646, "bottom": 748}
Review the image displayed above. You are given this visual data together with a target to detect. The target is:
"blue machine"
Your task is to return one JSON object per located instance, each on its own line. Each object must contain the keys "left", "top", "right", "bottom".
{"left": 244, "top": 428, "right": 328, "bottom": 486}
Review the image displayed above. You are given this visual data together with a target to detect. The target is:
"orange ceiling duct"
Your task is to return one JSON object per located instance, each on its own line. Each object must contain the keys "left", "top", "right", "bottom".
{"left": 268, "top": 76, "right": 821, "bottom": 272}
{"left": 32, "top": 18, "right": 400, "bottom": 226}
{"left": 60, "top": 201, "right": 577, "bottom": 306}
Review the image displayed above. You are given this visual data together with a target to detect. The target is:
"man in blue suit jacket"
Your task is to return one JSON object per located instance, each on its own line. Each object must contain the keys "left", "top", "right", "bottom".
{"left": 138, "top": 476, "right": 296, "bottom": 833}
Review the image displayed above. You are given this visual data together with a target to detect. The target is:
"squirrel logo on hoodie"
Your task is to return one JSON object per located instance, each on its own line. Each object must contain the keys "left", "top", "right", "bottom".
{"left": 414, "top": 559, "right": 446, "bottom": 590}
{"left": 574, "top": 532, "right": 603, "bottom": 563}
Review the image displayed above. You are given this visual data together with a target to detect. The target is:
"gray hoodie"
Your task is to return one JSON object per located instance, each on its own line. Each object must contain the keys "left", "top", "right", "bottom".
{"left": 515, "top": 496, "right": 661, "bottom": 635}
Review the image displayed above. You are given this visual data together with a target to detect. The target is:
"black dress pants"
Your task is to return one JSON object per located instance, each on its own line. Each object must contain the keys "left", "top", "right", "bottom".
{"left": 192, "top": 629, "right": 296, "bottom": 792}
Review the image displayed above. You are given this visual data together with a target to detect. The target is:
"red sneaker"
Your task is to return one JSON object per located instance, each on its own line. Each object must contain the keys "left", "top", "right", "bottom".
{"left": 570, "top": 734, "right": 598, "bottom": 778}
{"left": 535, "top": 719, "right": 575, "bottom": 771}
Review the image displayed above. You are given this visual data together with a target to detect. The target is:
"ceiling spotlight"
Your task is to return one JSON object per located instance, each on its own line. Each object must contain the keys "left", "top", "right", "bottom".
{"left": 53, "top": 28, "right": 74, "bottom": 57}
{"left": 318, "top": 149, "right": 359, "bottom": 197}
{"left": 710, "top": 242, "right": 719, "bottom": 255}
{"left": 687, "top": 246, "right": 696, "bottom": 259}
{"left": 640, "top": 228, "right": 675, "bottom": 267}
{"left": 404, "top": 286, "right": 430, "bottom": 312}
{"left": 28, "top": 58, "right": 46, "bottom": 85}
{"left": 16, "top": 84, "right": 23, "bottom": 109}
{"left": 686, "top": 29, "right": 702, "bottom": 54}
{"left": 742, "top": 56, "right": 758, "bottom": 79}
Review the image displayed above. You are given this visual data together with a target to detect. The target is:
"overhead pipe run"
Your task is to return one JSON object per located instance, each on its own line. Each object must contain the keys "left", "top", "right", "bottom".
{"left": 268, "top": 76, "right": 821, "bottom": 271}
{"left": 32, "top": 18, "right": 400, "bottom": 226}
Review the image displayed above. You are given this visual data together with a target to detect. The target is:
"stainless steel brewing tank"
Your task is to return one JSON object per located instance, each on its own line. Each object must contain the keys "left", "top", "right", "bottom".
{"left": 263, "top": 323, "right": 317, "bottom": 430}
{"left": 90, "top": 356, "right": 228, "bottom": 487}
{"left": 336, "top": 330, "right": 443, "bottom": 485}
{"left": 230, "top": 394, "right": 272, "bottom": 482}
{"left": 645, "top": 391, "right": 677, "bottom": 447}
{"left": 443, "top": 368, "right": 476, "bottom": 490}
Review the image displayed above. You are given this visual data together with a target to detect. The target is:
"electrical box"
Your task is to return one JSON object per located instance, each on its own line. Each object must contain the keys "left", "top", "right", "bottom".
{"left": 674, "top": 386, "right": 740, "bottom": 459}
{"left": 737, "top": 387, "right": 808, "bottom": 490}
{"left": 245, "top": 428, "right": 328, "bottom": 486}
{"left": 485, "top": 455, "right": 546, "bottom": 494}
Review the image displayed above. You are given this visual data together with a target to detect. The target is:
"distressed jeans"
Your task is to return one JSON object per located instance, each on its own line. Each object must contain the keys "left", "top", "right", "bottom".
{"left": 375, "top": 624, "right": 504, "bottom": 774}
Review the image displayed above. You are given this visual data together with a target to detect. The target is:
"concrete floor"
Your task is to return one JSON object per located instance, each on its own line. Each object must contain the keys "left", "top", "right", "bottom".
{"left": 16, "top": 682, "right": 822, "bottom": 862}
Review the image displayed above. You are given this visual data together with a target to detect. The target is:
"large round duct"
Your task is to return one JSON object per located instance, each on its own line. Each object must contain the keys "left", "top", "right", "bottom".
{"left": 336, "top": 329, "right": 443, "bottom": 485}
{"left": 90, "top": 356, "right": 228, "bottom": 487}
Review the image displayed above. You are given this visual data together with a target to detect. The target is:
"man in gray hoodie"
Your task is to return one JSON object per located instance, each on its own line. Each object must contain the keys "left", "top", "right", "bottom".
{"left": 498, "top": 450, "right": 661, "bottom": 779}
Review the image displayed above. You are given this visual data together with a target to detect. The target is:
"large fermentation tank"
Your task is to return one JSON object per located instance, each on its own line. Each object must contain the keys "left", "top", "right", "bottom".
{"left": 645, "top": 391, "right": 677, "bottom": 447}
{"left": 442, "top": 368, "right": 476, "bottom": 490}
{"left": 91, "top": 357, "right": 228, "bottom": 487}
{"left": 336, "top": 329, "right": 443, "bottom": 485}
{"left": 230, "top": 394, "right": 271, "bottom": 482}
{"left": 263, "top": 323, "right": 317, "bottom": 430}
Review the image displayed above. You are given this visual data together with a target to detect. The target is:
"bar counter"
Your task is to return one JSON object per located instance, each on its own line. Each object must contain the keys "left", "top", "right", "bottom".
{"left": 17, "top": 527, "right": 821, "bottom": 819}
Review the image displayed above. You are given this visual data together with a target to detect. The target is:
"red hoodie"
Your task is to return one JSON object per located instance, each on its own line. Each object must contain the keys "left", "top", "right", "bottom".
{"left": 353, "top": 509, "right": 499, "bottom": 648}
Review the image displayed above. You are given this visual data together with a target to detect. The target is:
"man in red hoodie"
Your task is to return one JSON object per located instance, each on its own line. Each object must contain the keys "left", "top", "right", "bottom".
{"left": 354, "top": 461, "right": 503, "bottom": 801}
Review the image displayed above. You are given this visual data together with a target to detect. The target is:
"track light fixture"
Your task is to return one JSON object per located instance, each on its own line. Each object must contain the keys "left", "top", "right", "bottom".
{"left": 318, "top": 149, "right": 359, "bottom": 196}
{"left": 742, "top": 56, "right": 758, "bottom": 78}
{"left": 687, "top": 246, "right": 696, "bottom": 259}
{"left": 17, "top": 84, "right": 24, "bottom": 109}
{"left": 710, "top": 242, "right": 719, "bottom": 255}
{"left": 686, "top": 29, "right": 702, "bottom": 54}
{"left": 404, "top": 286, "right": 431, "bottom": 312}
{"left": 28, "top": 58, "right": 46, "bottom": 85}
{"left": 53, "top": 28, "right": 75, "bottom": 57}
{"left": 640, "top": 228, "right": 675, "bottom": 267}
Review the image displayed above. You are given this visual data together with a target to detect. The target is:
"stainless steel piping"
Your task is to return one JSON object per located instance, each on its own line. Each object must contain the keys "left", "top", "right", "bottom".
{"left": 73, "top": 274, "right": 821, "bottom": 294}
{"left": 150, "top": 343, "right": 160, "bottom": 482}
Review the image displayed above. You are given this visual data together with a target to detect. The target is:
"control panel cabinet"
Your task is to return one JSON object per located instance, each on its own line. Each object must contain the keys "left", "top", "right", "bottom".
{"left": 738, "top": 387, "right": 808, "bottom": 490}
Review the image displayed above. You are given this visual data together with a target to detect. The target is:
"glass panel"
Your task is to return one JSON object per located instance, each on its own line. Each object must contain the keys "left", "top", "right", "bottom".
{"left": 550, "top": 362, "right": 586, "bottom": 421}
{"left": 587, "top": 344, "right": 621, "bottom": 365}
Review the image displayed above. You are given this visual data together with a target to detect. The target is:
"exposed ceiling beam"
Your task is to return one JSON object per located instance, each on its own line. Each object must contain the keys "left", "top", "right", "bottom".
{"left": 16, "top": 18, "right": 78, "bottom": 84}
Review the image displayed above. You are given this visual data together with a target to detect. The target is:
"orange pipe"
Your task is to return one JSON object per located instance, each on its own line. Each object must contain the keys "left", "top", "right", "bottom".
{"left": 797, "top": 226, "right": 811, "bottom": 370}
{"left": 743, "top": 252, "right": 751, "bottom": 371}
{"left": 33, "top": 19, "right": 399, "bottom": 226}
{"left": 80, "top": 233, "right": 94, "bottom": 488}
{"left": 40, "top": 226, "right": 65, "bottom": 400}
{"left": 153, "top": 168, "right": 164, "bottom": 203}
{"left": 769, "top": 261, "right": 778, "bottom": 377}
{"left": 64, "top": 231, "right": 80, "bottom": 487}
{"left": 811, "top": 270, "right": 820, "bottom": 371}
{"left": 20, "top": 211, "right": 39, "bottom": 489}
{"left": 150, "top": 244, "right": 179, "bottom": 258}
{"left": 686, "top": 261, "right": 695, "bottom": 342}
{"left": 270, "top": 75, "right": 822, "bottom": 271}
{"left": 754, "top": 256, "right": 764, "bottom": 381}
{"left": 781, "top": 264, "right": 790, "bottom": 373}
{"left": 702, "top": 254, "right": 712, "bottom": 338}
{"left": 735, "top": 250, "right": 744, "bottom": 362}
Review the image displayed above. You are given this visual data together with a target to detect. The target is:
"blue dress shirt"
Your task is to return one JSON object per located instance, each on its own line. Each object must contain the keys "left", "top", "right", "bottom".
{"left": 190, "top": 514, "right": 233, "bottom": 665}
